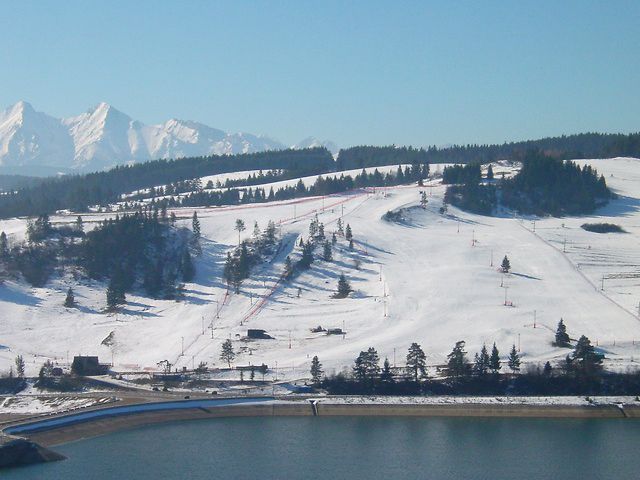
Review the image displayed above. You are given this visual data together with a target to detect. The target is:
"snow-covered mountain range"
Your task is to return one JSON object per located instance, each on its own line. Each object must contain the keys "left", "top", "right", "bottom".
{"left": 0, "top": 101, "right": 337, "bottom": 175}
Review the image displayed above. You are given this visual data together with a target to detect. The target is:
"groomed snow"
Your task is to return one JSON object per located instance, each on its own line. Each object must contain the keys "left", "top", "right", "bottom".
{"left": 0, "top": 158, "right": 639, "bottom": 381}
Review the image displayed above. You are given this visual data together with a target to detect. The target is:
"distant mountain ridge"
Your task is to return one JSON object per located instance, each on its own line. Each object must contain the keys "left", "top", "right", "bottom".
{"left": 0, "top": 101, "right": 338, "bottom": 175}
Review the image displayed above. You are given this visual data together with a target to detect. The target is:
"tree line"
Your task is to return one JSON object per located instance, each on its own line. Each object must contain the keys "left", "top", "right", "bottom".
{"left": 0, "top": 206, "right": 196, "bottom": 308}
{"left": 3, "top": 130, "right": 637, "bottom": 219}
{"left": 0, "top": 148, "right": 334, "bottom": 219}
{"left": 443, "top": 151, "right": 612, "bottom": 216}
{"left": 313, "top": 319, "right": 626, "bottom": 395}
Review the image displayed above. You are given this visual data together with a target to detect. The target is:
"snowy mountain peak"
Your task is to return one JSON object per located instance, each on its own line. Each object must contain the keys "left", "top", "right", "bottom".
{"left": 0, "top": 101, "right": 302, "bottom": 174}
{"left": 293, "top": 136, "right": 339, "bottom": 155}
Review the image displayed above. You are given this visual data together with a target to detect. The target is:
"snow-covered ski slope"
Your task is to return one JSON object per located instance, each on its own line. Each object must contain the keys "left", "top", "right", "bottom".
{"left": 1, "top": 158, "right": 639, "bottom": 378}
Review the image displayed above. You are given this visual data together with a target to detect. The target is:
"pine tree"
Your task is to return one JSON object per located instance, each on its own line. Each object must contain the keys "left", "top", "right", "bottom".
{"left": 345, "top": 224, "right": 353, "bottom": 241}
{"left": 310, "top": 355, "right": 323, "bottom": 385}
{"left": 298, "top": 240, "right": 314, "bottom": 269}
{"left": 0, "top": 231, "right": 7, "bottom": 259}
{"left": 420, "top": 191, "right": 428, "bottom": 209}
{"left": 39, "top": 360, "right": 54, "bottom": 379}
{"left": 489, "top": 343, "right": 501, "bottom": 373}
{"left": 191, "top": 212, "right": 202, "bottom": 255}
{"left": 474, "top": 344, "right": 491, "bottom": 376}
{"left": 543, "top": 361, "right": 552, "bottom": 376}
{"left": 555, "top": 318, "right": 571, "bottom": 347}
{"left": 220, "top": 339, "right": 235, "bottom": 367}
{"left": 252, "top": 221, "right": 261, "bottom": 240}
{"left": 15, "top": 355, "right": 25, "bottom": 378}
{"left": 571, "top": 335, "right": 603, "bottom": 376}
{"left": 192, "top": 212, "right": 201, "bottom": 239}
{"left": 223, "top": 252, "right": 234, "bottom": 286}
{"left": 353, "top": 347, "right": 380, "bottom": 381}
{"left": 336, "top": 273, "right": 352, "bottom": 298}
{"left": 331, "top": 232, "right": 337, "bottom": 245}
{"left": 380, "top": 357, "right": 394, "bottom": 383}
{"left": 406, "top": 342, "right": 427, "bottom": 381}
{"left": 309, "top": 215, "right": 319, "bottom": 237}
{"left": 234, "top": 219, "right": 246, "bottom": 245}
{"left": 284, "top": 255, "right": 293, "bottom": 279}
{"left": 507, "top": 344, "right": 520, "bottom": 373}
{"left": 323, "top": 241, "right": 333, "bottom": 261}
{"left": 75, "top": 215, "right": 84, "bottom": 233}
{"left": 501, "top": 255, "right": 511, "bottom": 273}
{"left": 446, "top": 341, "right": 470, "bottom": 377}
{"left": 106, "top": 275, "right": 126, "bottom": 310}
{"left": 264, "top": 220, "right": 277, "bottom": 245}
{"left": 487, "top": 164, "right": 494, "bottom": 180}
{"left": 181, "top": 249, "right": 195, "bottom": 282}
{"left": 64, "top": 287, "right": 75, "bottom": 308}
{"left": 337, "top": 218, "right": 344, "bottom": 236}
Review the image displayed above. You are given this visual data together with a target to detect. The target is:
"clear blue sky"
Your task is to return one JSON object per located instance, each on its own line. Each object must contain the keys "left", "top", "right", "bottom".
{"left": 1, "top": 0, "right": 638, "bottom": 147}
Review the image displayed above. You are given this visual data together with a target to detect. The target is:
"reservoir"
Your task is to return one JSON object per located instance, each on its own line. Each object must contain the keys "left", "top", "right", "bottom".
{"left": 4, "top": 416, "right": 640, "bottom": 479}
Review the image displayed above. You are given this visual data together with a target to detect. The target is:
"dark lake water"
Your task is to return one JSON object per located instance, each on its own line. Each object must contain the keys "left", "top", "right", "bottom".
{"left": 5, "top": 416, "right": 640, "bottom": 479}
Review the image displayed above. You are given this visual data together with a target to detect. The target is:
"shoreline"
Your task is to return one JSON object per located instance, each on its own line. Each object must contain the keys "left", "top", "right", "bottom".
{"left": 2, "top": 395, "right": 640, "bottom": 449}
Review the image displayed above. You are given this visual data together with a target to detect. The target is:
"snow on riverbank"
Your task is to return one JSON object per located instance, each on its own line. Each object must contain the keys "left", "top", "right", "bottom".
{"left": 0, "top": 396, "right": 116, "bottom": 415}
{"left": 313, "top": 395, "right": 640, "bottom": 406}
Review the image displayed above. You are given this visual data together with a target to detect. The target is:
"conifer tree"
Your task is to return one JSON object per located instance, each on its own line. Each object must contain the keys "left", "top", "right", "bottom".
{"left": 487, "top": 164, "right": 494, "bottom": 180}
{"left": 252, "top": 221, "right": 261, "bottom": 240}
{"left": 380, "top": 357, "right": 394, "bottom": 383}
{"left": 336, "top": 273, "right": 352, "bottom": 298}
{"left": 0, "top": 231, "right": 8, "bottom": 259}
{"left": 264, "top": 220, "right": 277, "bottom": 245}
{"left": 543, "top": 361, "right": 553, "bottom": 376}
{"left": 192, "top": 212, "right": 201, "bottom": 239}
{"left": 489, "top": 343, "right": 501, "bottom": 373}
{"left": 223, "top": 252, "right": 234, "bottom": 286}
{"left": 234, "top": 219, "right": 246, "bottom": 245}
{"left": 332, "top": 232, "right": 337, "bottom": 245}
{"left": 555, "top": 318, "right": 571, "bottom": 347}
{"left": 309, "top": 215, "right": 319, "bottom": 237}
{"left": 220, "top": 339, "right": 235, "bottom": 367}
{"left": 323, "top": 240, "right": 333, "bottom": 261}
{"left": 106, "top": 275, "right": 126, "bottom": 310}
{"left": 406, "top": 342, "right": 427, "bottom": 381}
{"left": 353, "top": 347, "right": 380, "bottom": 381}
{"left": 310, "top": 355, "right": 323, "bottom": 385}
{"left": 446, "top": 341, "right": 470, "bottom": 377}
{"left": 64, "top": 287, "right": 75, "bottom": 308}
{"left": 501, "top": 255, "right": 511, "bottom": 273}
{"left": 571, "top": 335, "right": 603, "bottom": 376}
{"left": 507, "top": 344, "right": 520, "bottom": 372}
{"left": 15, "top": 355, "right": 25, "bottom": 378}
{"left": 284, "top": 255, "right": 293, "bottom": 279}
{"left": 181, "top": 249, "right": 195, "bottom": 282}
{"left": 299, "top": 240, "right": 314, "bottom": 269}
{"left": 345, "top": 223, "right": 353, "bottom": 240}
{"left": 420, "top": 191, "right": 428, "bottom": 209}
{"left": 474, "top": 344, "right": 490, "bottom": 376}
{"left": 75, "top": 215, "right": 84, "bottom": 233}
{"left": 190, "top": 212, "right": 202, "bottom": 255}
{"left": 337, "top": 218, "right": 344, "bottom": 236}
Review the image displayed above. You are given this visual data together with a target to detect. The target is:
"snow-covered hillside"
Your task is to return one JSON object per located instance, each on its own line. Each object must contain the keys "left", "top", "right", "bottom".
{"left": 0, "top": 157, "right": 639, "bottom": 380}
{"left": 0, "top": 101, "right": 334, "bottom": 173}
